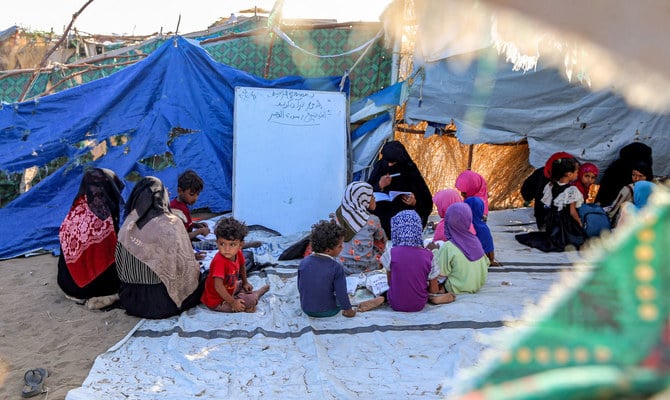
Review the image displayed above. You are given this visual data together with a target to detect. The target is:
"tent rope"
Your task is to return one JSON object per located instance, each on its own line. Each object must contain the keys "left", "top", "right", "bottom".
{"left": 338, "top": 29, "right": 384, "bottom": 92}
{"left": 271, "top": 26, "right": 383, "bottom": 59}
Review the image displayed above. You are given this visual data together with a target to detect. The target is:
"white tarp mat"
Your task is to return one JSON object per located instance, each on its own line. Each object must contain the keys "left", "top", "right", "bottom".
{"left": 66, "top": 208, "right": 580, "bottom": 399}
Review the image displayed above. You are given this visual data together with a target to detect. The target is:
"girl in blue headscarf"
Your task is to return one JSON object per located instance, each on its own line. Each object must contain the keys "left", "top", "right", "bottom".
{"left": 611, "top": 180, "right": 655, "bottom": 228}
{"left": 605, "top": 160, "right": 654, "bottom": 228}
{"left": 464, "top": 197, "right": 500, "bottom": 266}
{"left": 633, "top": 180, "right": 655, "bottom": 209}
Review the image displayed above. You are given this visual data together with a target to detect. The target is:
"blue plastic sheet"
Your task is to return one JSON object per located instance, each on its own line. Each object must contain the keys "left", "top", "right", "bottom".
{"left": 0, "top": 36, "right": 348, "bottom": 259}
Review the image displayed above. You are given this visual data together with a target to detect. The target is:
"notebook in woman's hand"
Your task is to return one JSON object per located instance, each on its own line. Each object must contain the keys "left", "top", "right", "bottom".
{"left": 373, "top": 191, "right": 412, "bottom": 202}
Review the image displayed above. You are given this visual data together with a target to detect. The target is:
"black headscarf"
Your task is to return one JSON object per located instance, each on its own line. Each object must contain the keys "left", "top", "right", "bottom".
{"left": 76, "top": 168, "right": 125, "bottom": 231}
{"left": 378, "top": 140, "right": 413, "bottom": 166}
{"left": 595, "top": 142, "right": 653, "bottom": 207}
{"left": 124, "top": 176, "right": 171, "bottom": 229}
{"left": 631, "top": 160, "right": 654, "bottom": 181}
{"left": 367, "top": 140, "right": 433, "bottom": 236}
{"left": 620, "top": 142, "right": 653, "bottom": 165}
{"left": 368, "top": 141, "right": 421, "bottom": 185}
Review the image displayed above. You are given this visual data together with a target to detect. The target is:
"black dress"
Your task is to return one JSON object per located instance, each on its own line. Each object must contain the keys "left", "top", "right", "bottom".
{"left": 595, "top": 142, "right": 653, "bottom": 207}
{"left": 366, "top": 141, "right": 433, "bottom": 238}
{"left": 516, "top": 184, "right": 585, "bottom": 252}
{"left": 57, "top": 249, "right": 121, "bottom": 299}
{"left": 115, "top": 242, "right": 205, "bottom": 319}
{"left": 520, "top": 168, "right": 550, "bottom": 230}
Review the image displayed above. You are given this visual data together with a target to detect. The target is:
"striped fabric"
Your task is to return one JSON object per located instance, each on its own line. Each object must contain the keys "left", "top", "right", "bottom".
{"left": 336, "top": 182, "right": 373, "bottom": 242}
{"left": 115, "top": 242, "right": 161, "bottom": 285}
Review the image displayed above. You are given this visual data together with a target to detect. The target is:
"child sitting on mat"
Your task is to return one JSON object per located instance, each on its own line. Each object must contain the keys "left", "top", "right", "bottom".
{"left": 201, "top": 217, "right": 269, "bottom": 313}
{"left": 297, "top": 220, "right": 356, "bottom": 318}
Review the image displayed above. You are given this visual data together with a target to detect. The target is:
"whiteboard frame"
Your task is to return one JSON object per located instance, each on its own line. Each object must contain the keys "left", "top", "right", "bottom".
{"left": 233, "top": 86, "right": 348, "bottom": 235}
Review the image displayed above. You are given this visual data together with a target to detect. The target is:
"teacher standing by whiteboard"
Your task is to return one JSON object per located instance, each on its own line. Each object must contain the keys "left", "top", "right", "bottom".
{"left": 367, "top": 141, "right": 433, "bottom": 238}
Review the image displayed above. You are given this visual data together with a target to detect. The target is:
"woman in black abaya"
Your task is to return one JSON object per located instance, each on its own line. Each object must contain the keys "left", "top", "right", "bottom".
{"left": 366, "top": 141, "right": 433, "bottom": 238}
{"left": 595, "top": 142, "right": 653, "bottom": 207}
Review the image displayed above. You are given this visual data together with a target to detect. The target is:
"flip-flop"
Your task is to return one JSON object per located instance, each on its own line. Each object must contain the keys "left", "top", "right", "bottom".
{"left": 21, "top": 368, "right": 48, "bottom": 398}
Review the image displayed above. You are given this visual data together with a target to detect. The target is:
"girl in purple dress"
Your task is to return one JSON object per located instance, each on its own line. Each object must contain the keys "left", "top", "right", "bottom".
{"left": 386, "top": 210, "right": 455, "bottom": 312}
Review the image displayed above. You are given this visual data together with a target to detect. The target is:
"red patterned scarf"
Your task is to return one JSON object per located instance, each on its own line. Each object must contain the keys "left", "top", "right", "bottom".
{"left": 59, "top": 196, "right": 117, "bottom": 287}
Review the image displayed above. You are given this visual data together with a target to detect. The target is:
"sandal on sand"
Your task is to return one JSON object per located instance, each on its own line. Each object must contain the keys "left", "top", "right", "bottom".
{"left": 21, "top": 368, "right": 48, "bottom": 398}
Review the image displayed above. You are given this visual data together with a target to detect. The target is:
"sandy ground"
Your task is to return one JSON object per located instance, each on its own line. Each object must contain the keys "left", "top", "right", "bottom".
{"left": 0, "top": 253, "right": 140, "bottom": 400}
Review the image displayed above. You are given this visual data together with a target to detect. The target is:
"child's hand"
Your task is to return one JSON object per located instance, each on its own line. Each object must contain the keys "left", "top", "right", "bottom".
{"left": 195, "top": 251, "right": 207, "bottom": 261}
{"left": 231, "top": 298, "right": 246, "bottom": 312}
{"left": 342, "top": 308, "right": 356, "bottom": 318}
{"left": 241, "top": 282, "right": 253, "bottom": 292}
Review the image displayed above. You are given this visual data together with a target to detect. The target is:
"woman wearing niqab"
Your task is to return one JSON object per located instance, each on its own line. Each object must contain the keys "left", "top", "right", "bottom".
{"left": 367, "top": 141, "right": 433, "bottom": 237}
{"left": 596, "top": 142, "right": 653, "bottom": 207}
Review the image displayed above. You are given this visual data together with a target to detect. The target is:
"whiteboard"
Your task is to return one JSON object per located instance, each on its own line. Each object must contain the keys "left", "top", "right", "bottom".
{"left": 233, "top": 87, "right": 348, "bottom": 235}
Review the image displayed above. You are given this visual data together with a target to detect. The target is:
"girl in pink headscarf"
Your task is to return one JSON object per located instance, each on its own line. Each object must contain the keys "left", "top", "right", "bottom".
{"left": 431, "top": 189, "right": 463, "bottom": 242}
{"left": 572, "top": 163, "right": 599, "bottom": 203}
{"left": 427, "top": 189, "right": 477, "bottom": 251}
{"left": 455, "top": 170, "right": 489, "bottom": 218}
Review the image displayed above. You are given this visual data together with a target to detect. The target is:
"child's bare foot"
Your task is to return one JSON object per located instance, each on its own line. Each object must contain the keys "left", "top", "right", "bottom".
{"left": 489, "top": 260, "right": 503, "bottom": 267}
{"left": 342, "top": 308, "right": 356, "bottom": 317}
{"left": 86, "top": 293, "right": 120, "bottom": 310}
{"left": 245, "top": 305, "right": 257, "bottom": 313}
{"left": 254, "top": 285, "right": 270, "bottom": 298}
{"left": 358, "top": 296, "right": 385, "bottom": 312}
{"left": 429, "top": 292, "right": 456, "bottom": 305}
{"left": 430, "top": 287, "right": 447, "bottom": 295}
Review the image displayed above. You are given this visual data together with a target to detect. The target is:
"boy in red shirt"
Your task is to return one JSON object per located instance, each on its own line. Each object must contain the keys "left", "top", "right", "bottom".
{"left": 170, "top": 170, "right": 211, "bottom": 240}
{"left": 201, "top": 217, "right": 269, "bottom": 312}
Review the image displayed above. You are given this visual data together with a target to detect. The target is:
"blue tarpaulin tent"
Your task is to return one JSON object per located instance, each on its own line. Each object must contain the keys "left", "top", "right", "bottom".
{"left": 0, "top": 36, "right": 351, "bottom": 259}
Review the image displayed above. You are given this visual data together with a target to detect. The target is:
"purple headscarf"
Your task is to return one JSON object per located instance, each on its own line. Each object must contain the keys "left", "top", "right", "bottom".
{"left": 445, "top": 203, "right": 486, "bottom": 261}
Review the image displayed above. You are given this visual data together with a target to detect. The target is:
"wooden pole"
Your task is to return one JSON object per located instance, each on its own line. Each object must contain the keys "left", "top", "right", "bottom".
{"left": 467, "top": 144, "right": 474, "bottom": 170}
{"left": 18, "top": 0, "right": 95, "bottom": 101}
{"left": 263, "top": 31, "right": 276, "bottom": 79}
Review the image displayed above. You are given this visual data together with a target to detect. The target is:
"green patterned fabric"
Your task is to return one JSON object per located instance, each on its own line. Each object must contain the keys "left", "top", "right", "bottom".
{"left": 458, "top": 185, "right": 670, "bottom": 399}
{"left": 0, "top": 40, "right": 163, "bottom": 102}
{"left": 0, "top": 20, "right": 390, "bottom": 103}
{"left": 203, "top": 24, "right": 390, "bottom": 101}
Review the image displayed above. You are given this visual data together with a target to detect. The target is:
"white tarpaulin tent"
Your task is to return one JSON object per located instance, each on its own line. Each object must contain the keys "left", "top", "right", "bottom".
{"left": 396, "top": 0, "right": 670, "bottom": 176}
